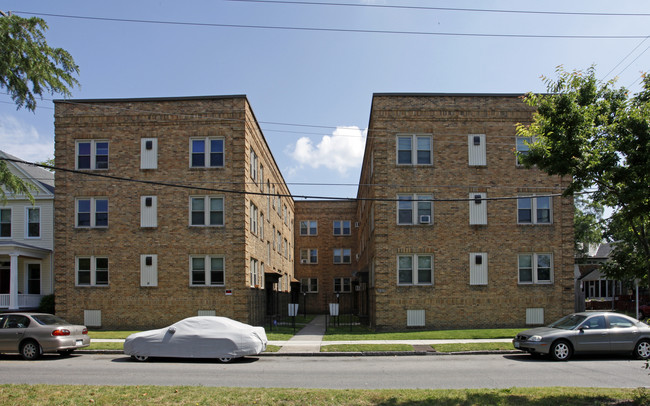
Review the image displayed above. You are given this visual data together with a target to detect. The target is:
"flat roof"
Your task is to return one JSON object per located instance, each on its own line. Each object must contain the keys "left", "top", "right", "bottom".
{"left": 372, "top": 92, "right": 525, "bottom": 98}
{"left": 53, "top": 95, "right": 247, "bottom": 103}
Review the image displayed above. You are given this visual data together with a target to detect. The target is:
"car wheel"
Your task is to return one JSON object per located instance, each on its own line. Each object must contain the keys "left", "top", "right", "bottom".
{"left": 218, "top": 357, "right": 233, "bottom": 363}
{"left": 131, "top": 355, "right": 149, "bottom": 362}
{"left": 20, "top": 340, "right": 41, "bottom": 361}
{"left": 635, "top": 340, "right": 650, "bottom": 359}
{"left": 550, "top": 340, "right": 572, "bottom": 361}
{"left": 58, "top": 349, "right": 75, "bottom": 357}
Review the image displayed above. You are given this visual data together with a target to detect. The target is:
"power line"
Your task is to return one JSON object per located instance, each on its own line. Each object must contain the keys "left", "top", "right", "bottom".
{"left": 228, "top": 0, "right": 650, "bottom": 17}
{"left": 11, "top": 11, "right": 649, "bottom": 39}
{"left": 1, "top": 156, "right": 572, "bottom": 202}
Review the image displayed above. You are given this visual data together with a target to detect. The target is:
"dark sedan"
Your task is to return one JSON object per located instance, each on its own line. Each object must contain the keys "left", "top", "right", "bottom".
{"left": 513, "top": 311, "right": 650, "bottom": 361}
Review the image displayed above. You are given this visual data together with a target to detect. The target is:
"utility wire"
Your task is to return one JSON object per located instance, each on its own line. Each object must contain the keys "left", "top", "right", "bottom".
{"left": 0, "top": 156, "right": 572, "bottom": 202}
{"left": 11, "top": 11, "right": 648, "bottom": 39}
{"left": 227, "top": 0, "right": 650, "bottom": 17}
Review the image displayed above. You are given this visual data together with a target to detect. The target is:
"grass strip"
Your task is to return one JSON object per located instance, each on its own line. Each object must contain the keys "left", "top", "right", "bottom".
{"left": 433, "top": 342, "right": 514, "bottom": 352}
{"left": 0, "top": 384, "right": 644, "bottom": 405}
{"left": 323, "top": 326, "right": 522, "bottom": 341}
{"left": 321, "top": 344, "right": 414, "bottom": 352}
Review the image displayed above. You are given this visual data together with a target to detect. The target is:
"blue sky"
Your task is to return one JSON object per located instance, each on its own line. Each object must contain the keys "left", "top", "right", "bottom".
{"left": 1, "top": 0, "right": 649, "bottom": 198}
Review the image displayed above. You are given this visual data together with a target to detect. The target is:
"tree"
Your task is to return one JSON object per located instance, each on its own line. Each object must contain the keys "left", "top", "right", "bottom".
{"left": 0, "top": 12, "right": 79, "bottom": 203}
{"left": 517, "top": 66, "right": 650, "bottom": 284}
{"left": 574, "top": 194, "right": 604, "bottom": 259}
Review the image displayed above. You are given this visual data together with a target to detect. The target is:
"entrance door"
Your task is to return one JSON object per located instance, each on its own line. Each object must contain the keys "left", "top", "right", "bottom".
{"left": 0, "top": 261, "right": 9, "bottom": 294}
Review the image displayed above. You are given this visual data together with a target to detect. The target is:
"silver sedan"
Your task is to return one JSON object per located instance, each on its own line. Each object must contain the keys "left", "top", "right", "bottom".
{"left": 513, "top": 311, "right": 650, "bottom": 361}
{"left": 0, "top": 313, "right": 90, "bottom": 360}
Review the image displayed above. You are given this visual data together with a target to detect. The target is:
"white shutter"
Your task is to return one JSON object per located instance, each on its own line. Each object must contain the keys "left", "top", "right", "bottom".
{"left": 468, "top": 134, "right": 486, "bottom": 166}
{"left": 469, "top": 252, "right": 488, "bottom": 285}
{"left": 469, "top": 193, "right": 487, "bottom": 225}
{"left": 140, "top": 254, "right": 158, "bottom": 287}
{"left": 140, "top": 138, "right": 158, "bottom": 169}
{"left": 140, "top": 196, "right": 158, "bottom": 228}
{"left": 407, "top": 310, "right": 425, "bottom": 327}
{"left": 526, "top": 308, "right": 545, "bottom": 325}
{"left": 84, "top": 310, "right": 102, "bottom": 327}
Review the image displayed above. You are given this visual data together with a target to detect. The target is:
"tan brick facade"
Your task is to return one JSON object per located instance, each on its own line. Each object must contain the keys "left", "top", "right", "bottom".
{"left": 54, "top": 96, "right": 294, "bottom": 329}
{"left": 356, "top": 94, "right": 574, "bottom": 330}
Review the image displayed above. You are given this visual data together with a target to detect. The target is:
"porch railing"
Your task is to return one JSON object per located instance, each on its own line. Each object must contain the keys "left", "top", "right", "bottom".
{"left": 0, "top": 294, "right": 43, "bottom": 309}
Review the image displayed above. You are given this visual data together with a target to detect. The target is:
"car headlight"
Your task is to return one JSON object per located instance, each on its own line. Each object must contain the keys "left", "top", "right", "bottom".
{"left": 529, "top": 335, "right": 543, "bottom": 342}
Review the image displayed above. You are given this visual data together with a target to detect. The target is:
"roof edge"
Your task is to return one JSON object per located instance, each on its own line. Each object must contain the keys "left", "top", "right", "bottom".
{"left": 53, "top": 95, "right": 248, "bottom": 104}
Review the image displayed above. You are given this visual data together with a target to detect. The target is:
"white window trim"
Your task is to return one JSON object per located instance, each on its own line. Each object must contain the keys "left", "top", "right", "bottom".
{"left": 300, "top": 248, "right": 318, "bottom": 264}
{"left": 333, "top": 220, "right": 352, "bottom": 236}
{"left": 396, "top": 134, "right": 433, "bottom": 166}
{"left": 517, "top": 195, "right": 553, "bottom": 225}
{"left": 250, "top": 202, "right": 258, "bottom": 235}
{"left": 397, "top": 194, "right": 433, "bottom": 225}
{"left": 189, "top": 137, "right": 225, "bottom": 168}
{"left": 250, "top": 257, "right": 259, "bottom": 288}
{"left": 300, "top": 220, "right": 318, "bottom": 236}
{"left": 189, "top": 255, "right": 225, "bottom": 287}
{"left": 24, "top": 260, "right": 42, "bottom": 294}
{"left": 301, "top": 277, "right": 318, "bottom": 293}
{"left": 25, "top": 206, "right": 41, "bottom": 239}
{"left": 397, "top": 254, "right": 434, "bottom": 286}
{"left": 189, "top": 196, "right": 224, "bottom": 227}
{"left": 334, "top": 277, "right": 351, "bottom": 293}
{"left": 250, "top": 149, "right": 258, "bottom": 183}
{"left": 75, "top": 140, "right": 109, "bottom": 170}
{"left": 518, "top": 253, "right": 554, "bottom": 285}
{"left": 75, "top": 256, "right": 109, "bottom": 287}
{"left": 0, "top": 207, "right": 11, "bottom": 238}
{"left": 75, "top": 197, "right": 109, "bottom": 228}
{"left": 333, "top": 248, "right": 352, "bottom": 264}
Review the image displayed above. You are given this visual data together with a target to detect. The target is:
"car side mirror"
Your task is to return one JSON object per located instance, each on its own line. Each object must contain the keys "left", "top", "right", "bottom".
{"left": 579, "top": 325, "right": 589, "bottom": 331}
{"left": 168, "top": 326, "right": 176, "bottom": 334}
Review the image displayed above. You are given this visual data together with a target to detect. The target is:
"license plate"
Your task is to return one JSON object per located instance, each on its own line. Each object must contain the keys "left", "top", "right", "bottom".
{"left": 76, "top": 340, "right": 83, "bottom": 346}
{"left": 514, "top": 342, "right": 520, "bottom": 348}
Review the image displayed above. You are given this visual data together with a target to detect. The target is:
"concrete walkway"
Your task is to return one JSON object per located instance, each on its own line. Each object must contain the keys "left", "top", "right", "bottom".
{"left": 276, "top": 314, "right": 326, "bottom": 354}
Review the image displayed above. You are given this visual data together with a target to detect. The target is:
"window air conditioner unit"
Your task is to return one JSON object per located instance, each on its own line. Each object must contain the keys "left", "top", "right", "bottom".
{"left": 354, "top": 222, "right": 360, "bottom": 228}
{"left": 355, "top": 253, "right": 360, "bottom": 261}
{"left": 419, "top": 215, "right": 431, "bottom": 224}
{"left": 300, "top": 259, "right": 308, "bottom": 264}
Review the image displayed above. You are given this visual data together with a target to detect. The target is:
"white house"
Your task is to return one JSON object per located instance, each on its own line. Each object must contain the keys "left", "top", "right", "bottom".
{"left": 0, "top": 151, "right": 54, "bottom": 310}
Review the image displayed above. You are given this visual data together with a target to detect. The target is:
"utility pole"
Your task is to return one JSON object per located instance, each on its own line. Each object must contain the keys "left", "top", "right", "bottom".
{"left": 0, "top": 10, "right": 12, "bottom": 17}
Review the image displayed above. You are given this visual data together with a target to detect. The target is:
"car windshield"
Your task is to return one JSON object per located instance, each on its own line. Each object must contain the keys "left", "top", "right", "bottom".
{"left": 547, "top": 314, "right": 588, "bottom": 330}
{"left": 31, "top": 314, "right": 70, "bottom": 326}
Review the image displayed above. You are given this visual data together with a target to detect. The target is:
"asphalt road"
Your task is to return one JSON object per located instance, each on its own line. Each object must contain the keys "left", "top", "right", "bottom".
{"left": 0, "top": 353, "right": 648, "bottom": 389}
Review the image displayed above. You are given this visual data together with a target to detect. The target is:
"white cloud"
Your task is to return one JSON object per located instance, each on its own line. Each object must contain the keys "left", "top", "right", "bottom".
{"left": 0, "top": 115, "right": 53, "bottom": 162}
{"left": 288, "top": 126, "right": 367, "bottom": 175}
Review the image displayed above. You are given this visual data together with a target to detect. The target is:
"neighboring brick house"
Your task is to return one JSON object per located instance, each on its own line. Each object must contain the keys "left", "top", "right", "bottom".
{"left": 293, "top": 200, "right": 359, "bottom": 314}
{"left": 0, "top": 151, "right": 55, "bottom": 311}
{"left": 354, "top": 93, "right": 574, "bottom": 330}
{"left": 53, "top": 96, "right": 294, "bottom": 329}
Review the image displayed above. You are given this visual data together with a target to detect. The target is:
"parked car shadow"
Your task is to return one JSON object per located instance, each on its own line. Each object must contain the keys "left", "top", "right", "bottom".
{"left": 112, "top": 356, "right": 260, "bottom": 364}
{"left": 0, "top": 353, "right": 83, "bottom": 362}
{"left": 504, "top": 352, "right": 642, "bottom": 362}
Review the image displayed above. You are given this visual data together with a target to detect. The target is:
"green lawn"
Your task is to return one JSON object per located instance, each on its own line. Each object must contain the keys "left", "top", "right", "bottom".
{"left": 321, "top": 344, "right": 414, "bottom": 352}
{"left": 0, "top": 385, "right": 646, "bottom": 405}
{"left": 323, "top": 325, "right": 522, "bottom": 341}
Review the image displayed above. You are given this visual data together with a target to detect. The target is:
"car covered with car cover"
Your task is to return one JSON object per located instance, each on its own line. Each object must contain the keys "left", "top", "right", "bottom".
{"left": 0, "top": 312, "right": 90, "bottom": 360}
{"left": 123, "top": 316, "right": 267, "bottom": 362}
{"left": 513, "top": 311, "right": 650, "bottom": 361}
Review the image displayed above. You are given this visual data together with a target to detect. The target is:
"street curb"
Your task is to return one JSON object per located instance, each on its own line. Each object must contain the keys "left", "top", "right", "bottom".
{"left": 78, "top": 350, "right": 522, "bottom": 357}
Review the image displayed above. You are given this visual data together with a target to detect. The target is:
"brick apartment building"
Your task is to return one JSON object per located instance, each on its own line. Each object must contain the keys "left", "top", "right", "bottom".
{"left": 53, "top": 93, "right": 574, "bottom": 330}
{"left": 53, "top": 96, "right": 294, "bottom": 329}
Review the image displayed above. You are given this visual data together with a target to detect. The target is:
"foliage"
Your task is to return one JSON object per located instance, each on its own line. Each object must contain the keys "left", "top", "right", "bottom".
{"left": 37, "top": 294, "right": 54, "bottom": 314}
{"left": 574, "top": 194, "right": 604, "bottom": 258}
{"left": 35, "top": 157, "right": 55, "bottom": 172}
{"left": 0, "top": 14, "right": 79, "bottom": 111}
{"left": 0, "top": 13, "right": 79, "bottom": 203}
{"left": 517, "top": 66, "right": 650, "bottom": 284}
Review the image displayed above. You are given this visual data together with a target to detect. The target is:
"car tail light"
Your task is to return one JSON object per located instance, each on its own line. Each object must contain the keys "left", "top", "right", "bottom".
{"left": 82, "top": 328, "right": 88, "bottom": 335}
{"left": 52, "top": 329, "right": 71, "bottom": 336}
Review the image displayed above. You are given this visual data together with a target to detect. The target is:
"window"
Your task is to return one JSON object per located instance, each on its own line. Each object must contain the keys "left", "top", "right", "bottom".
{"left": 190, "top": 196, "right": 224, "bottom": 226}
{"left": 283, "top": 205, "right": 288, "bottom": 225}
{"left": 398, "top": 254, "right": 433, "bottom": 285}
{"left": 190, "top": 137, "right": 224, "bottom": 168}
{"left": 517, "top": 196, "right": 552, "bottom": 224}
{"left": 250, "top": 258, "right": 259, "bottom": 287}
{"left": 26, "top": 207, "right": 40, "bottom": 238}
{"left": 0, "top": 208, "right": 10, "bottom": 237}
{"left": 190, "top": 255, "right": 225, "bottom": 286}
{"left": 518, "top": 253, "right": 553, "bottom": 284}
{"left": 76, "top": 140, "right": 109, "bottom": 170}
{"left": 283, "top": 238, "right": 288, "bottom": 258}
{"left": 516, "top": 137, "right": 532, "bottom": 165}
{"left": 333, "top": 220, "right": 351, "bottom": 235}
{"left": 300, "top": 249, "right": 318, "bottom": 264}
{"left": 250, "top": 203, "right": 258, "bottom": 235}
{"left": 397, "top": 135, "right": 432, "bottom": 165}
{"left": 277, "top": 231, "right": 282, "bottom": 252}
{"left": 301, "top": 278, "right": 318, "bottom": 293}
{"left": 333, "top": 248, "right": 352, "bottom": 264}
{"left": 334, "top": 277, "right": 351, "bottom": 293}
{"left": 26, "top": 263, "right": 41, "bottom": 294}
{"left": 76, "top": 256, "right": 109, "bottom": 286}
{"left": 468, "top": 134, "right": 486, "bottom": 166}
{"left": 397, "top": 194, "right": 432, "bottom": 225}
{"left": 76, "top": 198, "right": 108, "bottom": 228}
{"left": 259, "top": 213, "right": 264, "bottom": 240}
{"left": 250, "top": 149, "right": 258, "bottom": 182}
{"left": 300, "top": 220, "right": 317, "bottom": 235}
